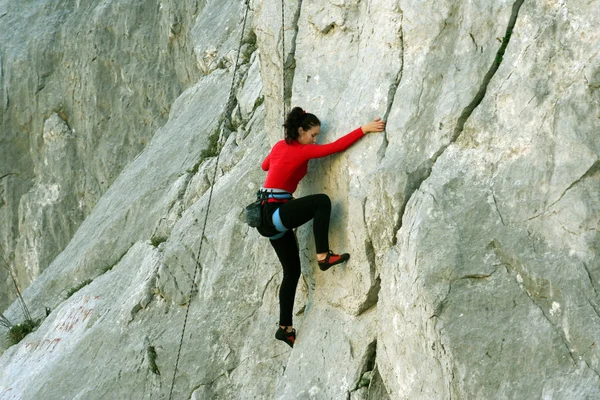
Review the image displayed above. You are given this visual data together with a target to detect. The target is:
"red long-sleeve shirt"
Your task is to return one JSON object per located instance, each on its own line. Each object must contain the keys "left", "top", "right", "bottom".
{"left": 261, "top": 127, "right": 365, "bottom": 193}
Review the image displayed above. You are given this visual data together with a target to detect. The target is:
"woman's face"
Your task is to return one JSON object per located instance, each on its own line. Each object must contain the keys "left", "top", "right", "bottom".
{"left": 297, "top": 125, "right": 320, "bottom": 145}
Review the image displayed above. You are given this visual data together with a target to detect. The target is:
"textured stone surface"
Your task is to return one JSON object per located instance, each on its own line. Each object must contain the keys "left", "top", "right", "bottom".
{"left": 0, "top": 0, "right": 201, "bottom": 310}
{"left": 377, "top": 0, "right": 600, "bottom": 398}
{"left": 1, "top": 0, "right": 599, "bottom": 399}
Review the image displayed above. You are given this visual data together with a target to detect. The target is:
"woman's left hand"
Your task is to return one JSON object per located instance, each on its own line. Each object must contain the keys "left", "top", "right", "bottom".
{"left": 362, "top": 118, "right": 386, "bottom": 133}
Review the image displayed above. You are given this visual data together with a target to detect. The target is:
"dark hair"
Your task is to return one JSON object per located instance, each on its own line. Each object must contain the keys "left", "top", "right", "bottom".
{"left": 283, "top": 107, "right": 321, "bottom": 144}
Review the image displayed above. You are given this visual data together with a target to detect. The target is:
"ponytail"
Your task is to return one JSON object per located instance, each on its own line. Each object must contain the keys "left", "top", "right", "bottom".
{"left": 283, "top": 107, "right": 321, "bottom": 144}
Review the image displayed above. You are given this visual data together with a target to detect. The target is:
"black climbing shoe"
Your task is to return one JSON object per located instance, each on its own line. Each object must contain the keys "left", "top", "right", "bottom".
{"left": 275, "top": 326, "right": 296, "bottom": 348}
{"left": 318, "top": 250, "right": 350, "bottom": 271}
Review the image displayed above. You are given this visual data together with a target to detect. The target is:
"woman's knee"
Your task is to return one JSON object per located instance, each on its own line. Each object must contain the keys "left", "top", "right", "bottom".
{"left": 282, "top": 261, "right": 301, "bottom": 282}
{"left": 316, "top": 193, "right": 331, "bottom": 208}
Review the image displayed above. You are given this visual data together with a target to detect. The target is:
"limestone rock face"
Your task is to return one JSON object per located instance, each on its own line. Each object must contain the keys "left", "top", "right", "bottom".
{"left": 0, "top": 0, "right": 201, "bottom": 310}
{"left": 14, "top": 114, "right": 84, "bottom": 290}
{"left": 1, "top": 0, "right": 599, "bottom": 399}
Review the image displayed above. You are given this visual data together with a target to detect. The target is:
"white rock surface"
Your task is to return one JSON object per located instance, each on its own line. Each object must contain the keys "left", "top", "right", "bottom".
{"left": 0, "top": 0, "right": 599, "bottom": 399}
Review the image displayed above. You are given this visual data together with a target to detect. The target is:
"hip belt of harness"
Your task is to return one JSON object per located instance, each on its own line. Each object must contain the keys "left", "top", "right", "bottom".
{"left": 260, "top": 188, "right": 293, "bottom": 201}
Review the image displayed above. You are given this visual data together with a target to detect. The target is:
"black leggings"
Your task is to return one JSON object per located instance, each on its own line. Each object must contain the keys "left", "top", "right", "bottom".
{"left": 267, "top": 194, "right": 331, "bottom": 326}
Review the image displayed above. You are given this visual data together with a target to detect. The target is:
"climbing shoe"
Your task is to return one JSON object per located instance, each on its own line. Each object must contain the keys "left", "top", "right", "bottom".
{"left": 275, "top": 326, "right": 296, "bottom": 348}
{"left": 318, "top": 250, "right": 350, "bottom": 271}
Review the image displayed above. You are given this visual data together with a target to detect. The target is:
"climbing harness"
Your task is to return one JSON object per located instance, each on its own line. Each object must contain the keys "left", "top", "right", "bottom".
{"left": 245, "top": 189, "right": 291, "bottom": 227}
{"left": 168, "top": 1, "right": 252, "bottom": 399}
{"left": 245, "top": 188, "right": 292, "bottom": 239}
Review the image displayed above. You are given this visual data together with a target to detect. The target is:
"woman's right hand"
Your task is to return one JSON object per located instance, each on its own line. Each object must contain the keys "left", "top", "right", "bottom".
{"left": 361, "top": 118, "right": 386, "bottom": 133}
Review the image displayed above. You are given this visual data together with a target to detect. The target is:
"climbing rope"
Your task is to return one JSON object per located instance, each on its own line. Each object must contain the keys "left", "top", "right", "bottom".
{"left": 168, "top": 1, "right": 251, "bottom": 399}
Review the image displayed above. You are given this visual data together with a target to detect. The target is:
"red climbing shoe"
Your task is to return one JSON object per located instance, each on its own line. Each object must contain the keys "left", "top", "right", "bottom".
{"left": 275, "top": 326, "right": 296, "bottom": 348}
{"left": 318, "top": 250, "right": 350, "bottom": 271}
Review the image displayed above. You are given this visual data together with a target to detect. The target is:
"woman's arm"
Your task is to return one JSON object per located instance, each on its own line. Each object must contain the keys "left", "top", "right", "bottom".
{"left": 300, "top": 118, "right": 386, "bottom": 160}
{"left": 261, "top": 153, "right": 271, "bottom": 171}
{"left": 299, "top": 127, "right": 364, "bottom": 159}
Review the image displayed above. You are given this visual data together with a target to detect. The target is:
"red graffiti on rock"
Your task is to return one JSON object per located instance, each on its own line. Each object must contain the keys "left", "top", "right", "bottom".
{"left": 24, "top": 338, "right": 62, "bottom": 353}
{"left": 56, "top": 305, "right": 94, "bottom": 332}
{"left": 19, "top": 295, "right": 101, "bottom": 363}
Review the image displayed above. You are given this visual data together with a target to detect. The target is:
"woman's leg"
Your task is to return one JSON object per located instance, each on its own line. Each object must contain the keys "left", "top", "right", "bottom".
{"left": 269, "top": 230, "right": 301, "bottom": 327}
{"left": 277, "top": 194, "right": 331, "bottom": 254}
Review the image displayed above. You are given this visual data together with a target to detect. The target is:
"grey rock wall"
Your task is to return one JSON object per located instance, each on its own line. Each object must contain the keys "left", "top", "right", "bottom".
{"left": 0, "top": 0, "right": 599, "bottom": 399}
{"left": 0, "top": 0, "right": 201, "bottom": 310}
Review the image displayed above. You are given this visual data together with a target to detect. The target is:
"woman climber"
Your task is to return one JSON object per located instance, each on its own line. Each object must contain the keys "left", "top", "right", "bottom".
{"left": 258, "top": 106, "right": 386, "bottom": 347}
